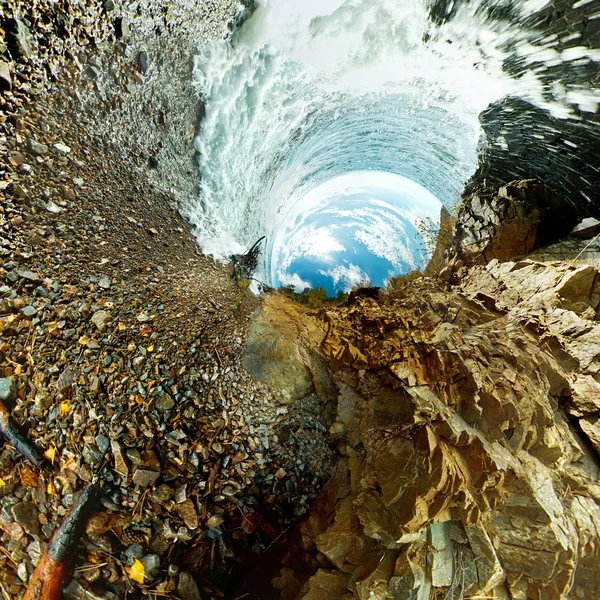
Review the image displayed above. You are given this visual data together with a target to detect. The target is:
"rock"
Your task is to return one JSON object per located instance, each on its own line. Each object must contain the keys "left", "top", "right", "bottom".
{"left": 12, "top": 502, "right": 40, "bottom": 536}
{"left": 137, "top": 51, "right": 150, "bottom": 74}
{"left": 132, "top": 469, "right": 160, "bottom": 487}
{"left": 556, "top": 265, "right": 596, "bottom": 304}
{"left": 155, "top": 394, "right": 175, "bottom": 411}
{"left": 177, "top": 499, "right": 199, "bottom": 530}
{"left": 16, "top": 269, "right": 41, "bottom": 283}
{"left": 177, "top": 572, "right": 203, "bottom": 600}
{"left": 91, "top": 310, "right": 111, "bottom": 332}
{"left": 570, "top": 217, "right": 600, "bottom": 240}
{"left": 53, "top": 143, "right": 71, "bottom": 155}
{"left": 20, "top": 305, "right": 37, "bottom": 318}
{"left": 0, "top": 60, "right": 11, "bottom": 92}
{"left": 57, "top": 366, "right": 75, "bottom": 393}
{"left": 45, "top": 201, "right": 63, "bottom": 214}
{"left": 0, "top": 377, "right": 17, "bottom": 401}
{"left": 98, "top": 276, "right": 111, "bottom": 289}
{"left": 140, "top": 554, "right": 161, "bottom": 580}
{"left": 111, "top": 440, "right": 129, "bottom": 477}
{"left": 27, "top": 139, "right": 49, "bottom": 157}
{"left": 95, "top": 434, "right": 110, "bottom": 454}
{"left": 10, "top": 19, "right": 32, "bottom": 58}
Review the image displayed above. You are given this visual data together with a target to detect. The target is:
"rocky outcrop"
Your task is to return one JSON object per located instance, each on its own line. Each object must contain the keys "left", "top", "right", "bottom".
{"left": 437, "top": 180, "right": 578, "bottom": 277}
{"left": 238, "top": 256, "right": 600, "bottom": 599}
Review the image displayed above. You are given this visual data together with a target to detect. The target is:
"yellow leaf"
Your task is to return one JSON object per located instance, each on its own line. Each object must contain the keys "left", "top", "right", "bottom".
{"left": 0, "top": 478, "right": 5, "bottom": 487}
{"left": 118, "top": 323, "right": 127, "bottom": 331}
{"left": 60, "top": 402, "right": 70, "bottom": 415}
{"left": 47, "top": 480, "right": 57, "bottom": 495}
{"left": 44, "top": 445, "right": 58, "bottom": 464}
{"left": 147, "top": 345, "right": 154, "bottom": 352}
{"left": 14, "top": 364, "right": 22, "bottom": 375}
{"left": 129, "top": 559, "right": 145, "bottom": 584}
{"left": 79, "top": 335, "right": 90, "bottom": 345}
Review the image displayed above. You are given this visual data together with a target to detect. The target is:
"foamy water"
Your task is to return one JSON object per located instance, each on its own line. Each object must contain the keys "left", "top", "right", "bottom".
{"left": 184, "top": 0, "right": 599, "bottom": 292}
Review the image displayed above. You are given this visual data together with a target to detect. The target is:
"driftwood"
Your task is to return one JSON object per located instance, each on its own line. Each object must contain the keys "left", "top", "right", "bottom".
{"left": 23, "top": 483, "right": 105, "bottom": 600}
{"left": 0, "top": 398, "right": 49, "bottom": 470}
{"left": 230, "top": 236, "right": 265, "bottom": 281}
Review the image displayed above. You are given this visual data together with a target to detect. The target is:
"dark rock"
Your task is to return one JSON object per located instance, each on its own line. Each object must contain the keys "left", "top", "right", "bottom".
{"left": 8, "top": 19, "right": 32, "bottom": 59}
{"left": 137, "top": 51, "right": 150, "bottom": 74}
{"left": 571, "top": 217, "right": 600, "bottom": 240}
{"left": 27, "top": 139, "right": 49, "bottom": 157}
{"left": 140, "top": 554, "right": 161, "bottom": 580}
{"left": 177, "top": 572, "right": 203, "bottom": 600}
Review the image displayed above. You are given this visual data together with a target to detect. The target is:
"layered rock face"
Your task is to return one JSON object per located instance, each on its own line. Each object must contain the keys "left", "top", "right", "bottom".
{"left": 240, "top": 182, "right": 600, "bottom": 599}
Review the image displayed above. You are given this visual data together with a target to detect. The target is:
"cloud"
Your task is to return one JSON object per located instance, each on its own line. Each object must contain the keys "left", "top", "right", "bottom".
{"left": 320, "top": 263, "right": 369, "bottom": 292}
{"left": 277, "top": 271, "right": 311, "bottom": 292}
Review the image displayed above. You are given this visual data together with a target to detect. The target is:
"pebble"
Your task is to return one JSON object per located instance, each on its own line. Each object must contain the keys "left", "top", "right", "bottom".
{"left": 141, "top": 554, "right": 161, "bottom": 580}
{"left": 27, "top": 138, "right": 49, "bottom": 157}
{"left": 177, "top": 572, "right": 204, "bottom": 600}
{"left": 155, "top": 393, "right": 175, "bottom": 411}
{"left": 91, "top": 309, "right": 111, "bottom": 332}
{"left": 54, "top": 143, "right": 71, "bottom": 155}
{"left": 11, "top": 502, "right": 40, "bottom": 536}
{"left": 0, "top": 377, "right": 16, "bottom": 401}
{"left": 99, "top": 276, "right": 111, "bottom": 289}
{"left": 0, "top": 60, "right": 11, "bottom": 91}
{"left": 20, "top": 305, "right": 37, "bottom": 318}
{"left": 132, "top": 468, "right": 160, "bottom": 487}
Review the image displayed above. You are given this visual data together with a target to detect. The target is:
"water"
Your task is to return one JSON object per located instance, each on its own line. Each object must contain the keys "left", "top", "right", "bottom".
{"left": 184, "top": 0, "right": 600, "bottom": 294}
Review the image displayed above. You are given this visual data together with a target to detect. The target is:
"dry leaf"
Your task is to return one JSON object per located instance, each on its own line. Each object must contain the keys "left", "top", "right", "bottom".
{"left": 47, "top": 480, "right": 57, "bottom": 495}
{"left": 44, "top": 445, "right": 58, "bottom": 464}
{"left": 128, "top": 559, "right": 145, "bottom": 584}
{"left": 60, "top": 402, "right": 70, "bottom": 415}
{"left": 20, "top": 465, "right": 40, "bottom": 488}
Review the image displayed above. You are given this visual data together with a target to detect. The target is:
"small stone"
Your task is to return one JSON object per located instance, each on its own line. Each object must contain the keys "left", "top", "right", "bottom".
{"left": 0, "top": 60, "right": 11, "bottom": 92}
{"left": 91, "top": 310, "right": 110, "bottom": 332}
{"left": 12, "top": 502, "right": 40, "bottom": 536}
{"left": 20, "top": 305, "right": 37, "bottom": 318}
{"left": 16, "top": 269, "right": 41, "bottom": 283}
{"left": 0, "top": 377, "right": 17, "bottom": 401}
{"left": 27, "top": 138, "right": 48, "bottom": 157}
{"left": 177, "top": 499, "right": 199, "bottom": 530}
{"left": 95, "top": 434, "right": 110, "bottom": 454}
{"left": 137, "top": 51, "right": 150, "bottom": 74}
{"left": 53, "top": 143, "right": 71, "bottom": 155}
{"left": 11, "top": 19, "right": 32, "bottom": 58}
{"left": 206, "top": 514, "right": 224, "bottom": 529}
{"left": 124, "top": 543, "right": 144, "bottom": 562}
{"left": 140, "top": 554, "right": 161, "bottom": 580}
{"left": 57, "top": 366, "right": 75, "bottom": 392}
{"left": 112, "top": 440, "right": 129, "bottom": 477}
{"left": 45, "top": 201, "right": 63, "bottom": 214}
{"left": 133, "top": 469, "right": 160, "bottom": 487}
{"left": 155, "top": 394, "right": 175, "bottom": 411}
{"left": 73, "top": 177, "right": 85, "bottom": 188}
{"left": 103, "top": 0, "right": 116, "bottom": 11}
{"left": 177, "top": 572, "right": 203, "bottom": 600}
{"left": 98, "top": 276, "right": 111, "bottom": 289}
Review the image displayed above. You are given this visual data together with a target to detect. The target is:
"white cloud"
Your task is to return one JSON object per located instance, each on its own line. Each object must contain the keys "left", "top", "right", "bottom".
{"left": 320, "top": 263, "right": 369, "bottom": 292}
{"left": 277, "top": 271, "right": 311, "bottom": 292}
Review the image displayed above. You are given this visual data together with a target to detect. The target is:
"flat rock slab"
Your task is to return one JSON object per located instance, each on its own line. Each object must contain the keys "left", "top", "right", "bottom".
{"left": 571, "top": 217, "right": 600, "bottom": 240}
